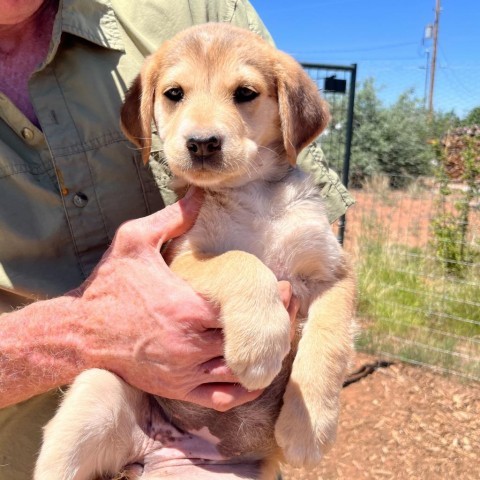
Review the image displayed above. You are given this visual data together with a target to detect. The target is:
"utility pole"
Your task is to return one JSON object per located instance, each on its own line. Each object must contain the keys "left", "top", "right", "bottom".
{"left": 428, "top": 0, "right": 441, "bottom": 118}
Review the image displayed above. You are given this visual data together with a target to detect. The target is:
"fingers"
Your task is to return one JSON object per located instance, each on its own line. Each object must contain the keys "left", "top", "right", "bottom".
{"left": 198, "top": 316, "right": 223, "bottom": 331}
{"left": 185, "top": 383, "right": 263, "bottom": 412}
{"left": 278, "top": 280, "right": 299, "bottom": 340}
{"left": 190, "top": 329, "right": 225, "bottom": 361}
{"left": 278, "top": 280, "right": 292, "bottom": 308}
{"left": 287, "top": 295, "right": 300, "bottom": 340}
{"left": 198, "top": 357, "right": 236, "bottom": 381}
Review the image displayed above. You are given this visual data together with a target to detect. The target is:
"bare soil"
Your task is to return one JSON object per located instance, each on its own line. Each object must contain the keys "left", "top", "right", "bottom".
{"left": 283, "top": 185, "right": 480, "bottom": 479}
{"left": 340, "top": 186, "right": 480, "bottom": 253}
{"left": 281, "top": 353, "right": 480, "bottom": 480}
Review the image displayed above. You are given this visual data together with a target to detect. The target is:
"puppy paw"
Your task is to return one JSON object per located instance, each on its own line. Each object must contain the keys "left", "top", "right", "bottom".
{"left": 224, "top": 301, "right": 291, "bottom": 390}
{"left": 275, "top": 385, "right": 339, "bottom": 468}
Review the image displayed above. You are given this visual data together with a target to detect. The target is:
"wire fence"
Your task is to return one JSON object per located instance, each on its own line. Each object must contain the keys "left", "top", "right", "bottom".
{"left": 344, "top": 175, "right": 480, "bottom": 381}
{"left": 303, "top": 62, "right": 480, "bottom": 381}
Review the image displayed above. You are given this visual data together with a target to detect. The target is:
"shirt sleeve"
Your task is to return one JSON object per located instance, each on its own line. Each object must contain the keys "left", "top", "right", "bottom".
{"left": 226, "top": 0, "right": 275, "bottom": 43}
{"left": 297, "top": 142, "right": 355, "bottom": 224}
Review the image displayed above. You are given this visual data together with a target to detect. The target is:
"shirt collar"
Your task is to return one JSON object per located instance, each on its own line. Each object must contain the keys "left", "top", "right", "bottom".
{"left": 59, "top": 0, "right": 125, "bottom": 51}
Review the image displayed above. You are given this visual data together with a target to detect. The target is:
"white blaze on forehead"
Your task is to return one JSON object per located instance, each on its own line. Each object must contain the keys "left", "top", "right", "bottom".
{"left": 175, "top": 118, "right": 222, "bottom": 141}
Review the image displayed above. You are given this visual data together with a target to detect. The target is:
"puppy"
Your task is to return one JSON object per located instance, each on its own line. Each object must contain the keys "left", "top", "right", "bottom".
{"left": 35, "top": 23, "right": 356, "bottom": 480}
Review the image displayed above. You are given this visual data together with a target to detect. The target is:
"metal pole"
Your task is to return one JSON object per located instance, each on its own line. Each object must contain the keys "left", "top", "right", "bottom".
{"left": 337, "top": 63, "right": 357, "bottom": 246}
{"left": 428, "top": 0, "right": 441, "bottom": 118}
{"left": 424, "top": 49, "right": 430, "bottom": 109}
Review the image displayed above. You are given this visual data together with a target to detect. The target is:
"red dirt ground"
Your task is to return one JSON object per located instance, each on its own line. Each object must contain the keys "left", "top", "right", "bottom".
{"left": 339, "top": 186, "right": 480, "bottom": 253}
{"left": 302, "top": 186, "right": 480, "bottom": 479}
{"left": 281, "top": 353, "right": 480, "bottom": 480}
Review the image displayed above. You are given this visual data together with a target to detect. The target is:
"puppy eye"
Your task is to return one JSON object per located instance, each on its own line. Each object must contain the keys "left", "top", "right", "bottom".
{"left": 234, "top": 87, "right": 259, "bottom": 104}
{"left": 164, "top": 87, "right": 184, "bottom": 102}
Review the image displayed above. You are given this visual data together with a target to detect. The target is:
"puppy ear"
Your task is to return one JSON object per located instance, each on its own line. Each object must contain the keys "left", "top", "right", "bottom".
{"left": 120, "top": 61, "right": 157, "bottom": 164}
{"left": 276, "top": 52, "right": 330, "bottom": 165}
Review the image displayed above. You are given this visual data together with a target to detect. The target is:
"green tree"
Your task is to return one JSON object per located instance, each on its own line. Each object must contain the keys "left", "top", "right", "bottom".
{"left": 379, "top": 89, "right": 432, "bottom": 187}
{"left": 349, "top": 78, "right": 384, "bottom": 187}
{"left": 349, "top": 80, "right": 433, "bottom": 188}
{"left": 430, "top": 110, "right": 461, "bottom": 139}
{"left": 463, "top": 106, "right": 480, "bottom": 126}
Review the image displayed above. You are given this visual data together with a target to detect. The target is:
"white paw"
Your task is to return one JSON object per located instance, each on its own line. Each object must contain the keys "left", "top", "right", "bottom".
{"left": 275, "top": 391, "right": 338, "bottom": 468}
{"left": 224, "top": 302, "right": 291, "bottom": 390}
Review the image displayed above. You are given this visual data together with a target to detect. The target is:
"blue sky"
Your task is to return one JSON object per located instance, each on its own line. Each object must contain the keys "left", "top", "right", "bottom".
{"left": 251, "top": 0, "right": 479, "bottom": 117}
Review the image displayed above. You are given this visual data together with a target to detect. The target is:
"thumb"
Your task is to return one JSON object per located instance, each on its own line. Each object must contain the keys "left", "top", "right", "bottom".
{"left": 149, "top": 187, "right": 204, "bottom": 247}
{"left": 114, "top": 187, "right": 204, "bottom": 253}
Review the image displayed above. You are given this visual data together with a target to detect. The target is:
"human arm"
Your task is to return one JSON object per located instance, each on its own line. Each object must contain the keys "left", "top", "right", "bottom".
{"left": 0, "top": 188, "right": 296, "bottom": 410}
{"left": 0, "top": 189, "right": 221, "bottom": 408}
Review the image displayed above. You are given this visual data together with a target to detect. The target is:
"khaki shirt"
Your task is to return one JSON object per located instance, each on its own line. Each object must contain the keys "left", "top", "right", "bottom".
{"left": 0, "top": 0, "right": 353, "bottom": 477}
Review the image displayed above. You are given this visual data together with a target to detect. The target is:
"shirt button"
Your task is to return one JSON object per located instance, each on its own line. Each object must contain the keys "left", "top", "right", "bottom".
{"left": 73, "top": 192, "right": 89, "bottom": 208}
{"left": 21, "top": 127, "right": 34, "bottom": 141}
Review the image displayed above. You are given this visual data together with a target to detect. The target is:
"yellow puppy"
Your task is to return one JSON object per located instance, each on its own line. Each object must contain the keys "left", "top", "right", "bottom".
{"left": 35, "top": 23, "right": 356, "bottom": 480}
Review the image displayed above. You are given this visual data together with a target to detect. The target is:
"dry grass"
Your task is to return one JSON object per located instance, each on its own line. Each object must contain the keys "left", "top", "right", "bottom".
{"left": 336, "top": 180, "right": 480, "bottom": 379}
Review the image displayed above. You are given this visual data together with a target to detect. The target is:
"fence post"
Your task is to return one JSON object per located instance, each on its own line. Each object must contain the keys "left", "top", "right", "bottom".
{"left": 337, "top": 63, "right": 357, "bottom": 246}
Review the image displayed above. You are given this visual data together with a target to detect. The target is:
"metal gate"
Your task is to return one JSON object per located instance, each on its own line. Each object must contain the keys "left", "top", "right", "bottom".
{"left": 302, "top": 63, "right": 357, "bottom": 244}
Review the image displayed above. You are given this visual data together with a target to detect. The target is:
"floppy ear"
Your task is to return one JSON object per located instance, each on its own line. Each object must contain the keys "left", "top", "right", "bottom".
{"left": 276, "top": 52, "right": 330, "bottom": 165}
{"left": 120, "top": 61, "right": 157, "bottom": 164}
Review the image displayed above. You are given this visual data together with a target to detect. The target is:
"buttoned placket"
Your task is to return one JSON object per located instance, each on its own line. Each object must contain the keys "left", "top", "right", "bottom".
{"left": 29, "top": 64, "right": 111, "bottom": 278}
{"left": 18, "top": 1, "right": 128, "bottom": 278}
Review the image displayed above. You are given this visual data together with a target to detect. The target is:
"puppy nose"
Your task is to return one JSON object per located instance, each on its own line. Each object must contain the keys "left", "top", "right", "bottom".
{"left": 186, "top": 136, "right": 222, "bottom": 157}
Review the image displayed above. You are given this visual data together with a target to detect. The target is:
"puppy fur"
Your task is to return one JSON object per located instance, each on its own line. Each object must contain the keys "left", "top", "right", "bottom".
{"left": 34, "top": 23, "right": 356, "bottom": 480}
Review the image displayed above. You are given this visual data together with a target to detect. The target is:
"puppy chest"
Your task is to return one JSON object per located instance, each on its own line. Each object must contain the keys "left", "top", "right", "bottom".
{"left": 190, "top": 191, "right": 340, "bottom": 292}
{"left": 193, "top": 207, "right": 275, "bottom": 260}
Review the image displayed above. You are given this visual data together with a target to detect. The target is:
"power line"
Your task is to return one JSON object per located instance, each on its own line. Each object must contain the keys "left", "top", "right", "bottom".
{"left": 289, "top": 40, "right": 418, "bottom": 55}
{"left": 438, "top": 45, "right": 477, "bottom": 96}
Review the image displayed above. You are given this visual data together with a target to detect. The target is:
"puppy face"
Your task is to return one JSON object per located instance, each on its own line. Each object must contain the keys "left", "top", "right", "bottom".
{"left": 121, "top": 24, "right": 330, "bottom": 188}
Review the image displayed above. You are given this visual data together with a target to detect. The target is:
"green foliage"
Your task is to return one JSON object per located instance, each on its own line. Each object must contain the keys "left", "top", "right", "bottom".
{"left": 349, "top": 79, "right": 384, "bottom": 187}
{"left": 320, "top": 78, "right": 468, "bottom": 189}
{"left": 463, "top": 106, "right": 480, "bottom": 126}
{"left": 378, "top": 89, "right": 433, "bottom": 188}
{"left": 349, "top": 79, "right": 433, "bottom": 187}
{"left": 430, "top": 110, "right": 461, "bottom": 138}
{"left": 430, "top": 213, "right": 465, "bottom": 275}
{"left": 430, "top": 136, "right": 479, "bottom": 276}
{"left": 356, "top": 234, "right": 480, "bottom": 378}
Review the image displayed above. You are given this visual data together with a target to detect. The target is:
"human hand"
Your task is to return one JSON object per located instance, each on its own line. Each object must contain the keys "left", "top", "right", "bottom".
{"left": 76, "top": 188, "right": 298, "bottom": 411}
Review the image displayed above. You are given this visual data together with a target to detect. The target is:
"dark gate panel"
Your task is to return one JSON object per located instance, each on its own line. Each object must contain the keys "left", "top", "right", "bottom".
{"left": 302, "top": 63, "right": 357, "bottom": 244}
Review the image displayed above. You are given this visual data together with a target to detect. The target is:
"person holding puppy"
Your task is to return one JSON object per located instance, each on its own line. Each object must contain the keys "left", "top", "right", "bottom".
{"left": 0, "top": 0, "right": 353, "bottom": 478}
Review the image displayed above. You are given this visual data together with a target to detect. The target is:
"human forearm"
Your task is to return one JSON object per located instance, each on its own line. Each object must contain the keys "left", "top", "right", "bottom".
{"left": 0, "top": 294, "right": 87, "bottom": 408}
{"left": 0, "top": 190, "right": 286, "bottom": 413}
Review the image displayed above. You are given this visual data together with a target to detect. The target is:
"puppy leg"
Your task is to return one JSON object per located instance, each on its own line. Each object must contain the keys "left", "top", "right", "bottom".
{"left": 275, "top": 268, "right": 356, "bottom": 467}
{"left": 170, "top": 250, "right": 291, "bottom": 391}
{"left": 35, "top": 369, "right": 145, "bottom": 480}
